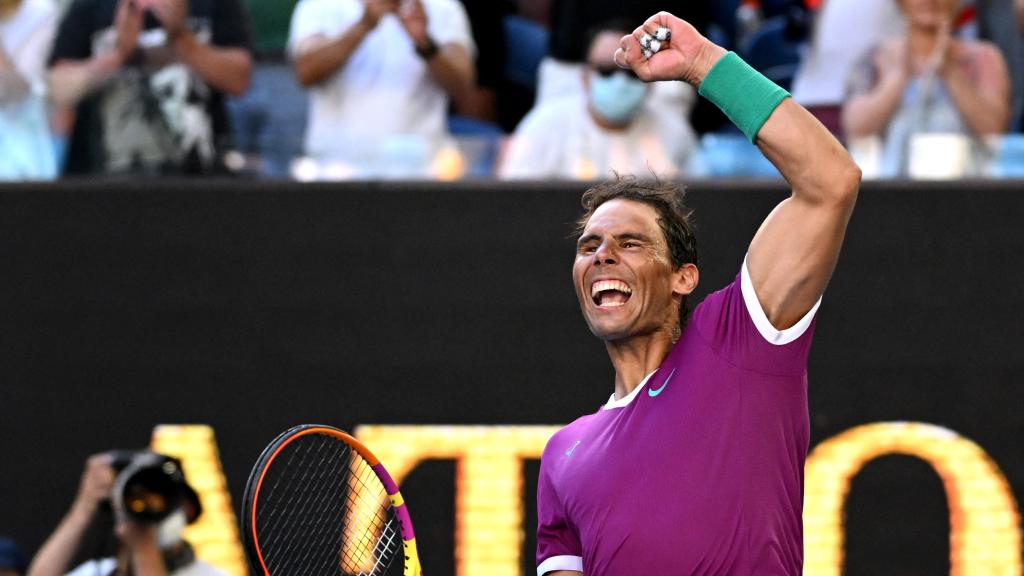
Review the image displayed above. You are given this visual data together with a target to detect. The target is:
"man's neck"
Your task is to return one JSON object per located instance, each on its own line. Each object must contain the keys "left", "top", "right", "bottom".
{"left": 605, "top": 329, "right": 677, "bottom": 400}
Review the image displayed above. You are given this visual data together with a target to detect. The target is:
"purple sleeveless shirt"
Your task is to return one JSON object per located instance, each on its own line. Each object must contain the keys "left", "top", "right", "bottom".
{"left": 537, "top": 263, "right": 818, "bottom": 575}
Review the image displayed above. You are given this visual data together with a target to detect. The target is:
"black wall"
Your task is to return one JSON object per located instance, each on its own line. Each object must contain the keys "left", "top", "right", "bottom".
{"left": 1, "top": 180, "right": 1021, "bottom": 575}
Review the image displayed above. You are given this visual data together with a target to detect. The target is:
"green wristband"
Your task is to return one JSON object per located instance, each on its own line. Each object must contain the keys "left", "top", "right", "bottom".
{"left": 697, "top": 51, "right": 789, "bottom": 143}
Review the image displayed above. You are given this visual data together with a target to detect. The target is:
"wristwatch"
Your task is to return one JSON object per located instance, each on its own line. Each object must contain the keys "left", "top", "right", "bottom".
{"left": 415, "top": 37, "right": 439, "bottom": 60}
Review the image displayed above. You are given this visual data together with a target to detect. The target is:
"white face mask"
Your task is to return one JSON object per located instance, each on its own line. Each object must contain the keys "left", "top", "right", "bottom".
{"left": 588, "top": 70, "right": 648, "bottom": 125}
{"left": 156, "top": 509, "right": 187, "bottom": 550}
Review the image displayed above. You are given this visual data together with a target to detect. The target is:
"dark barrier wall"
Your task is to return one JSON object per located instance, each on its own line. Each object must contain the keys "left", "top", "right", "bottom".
{"left": 1, "top": 181, "right": 1022, "bottom": 575}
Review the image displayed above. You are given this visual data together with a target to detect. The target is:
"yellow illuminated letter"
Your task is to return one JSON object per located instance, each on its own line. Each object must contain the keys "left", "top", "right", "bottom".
{"left": 804, "top": 422, "right": 1022, "bottom": 576}
{"left": 356, "top": 425, "right": 559, "bottom": 576}
{"left": 151, "top": 424, "right": 248, "bottom": 576}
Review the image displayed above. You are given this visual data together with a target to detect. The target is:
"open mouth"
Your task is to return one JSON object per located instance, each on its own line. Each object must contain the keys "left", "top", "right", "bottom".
{"left": 591, "top": 280, "right": 632, "bottom": 308}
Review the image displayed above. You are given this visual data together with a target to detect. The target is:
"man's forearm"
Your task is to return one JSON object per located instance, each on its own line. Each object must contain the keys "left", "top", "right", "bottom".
{"left": 48, "top": 52, "right": 125, "bottom": 107}
{"left": 293, "top": 21, "right": 372, "bottom": 87}
{"left": 26, "top": 504, "right": 96, "bottom": 576}
{"left": 420, "top": 43, "right": 474, "bottom": 104}
{"left": 171, "top": 31, "right": 251, "bottom": 96}
{"left": 841, "top": 75, "right": 908, "bottom": 138}
{"left": 0, "top": 46, "right": 31, "bottom": 102}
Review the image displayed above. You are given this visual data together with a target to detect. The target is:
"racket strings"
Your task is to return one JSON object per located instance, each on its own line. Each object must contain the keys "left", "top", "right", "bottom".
{"left": 254, "top": 434, "right": 401, "bottom": 575}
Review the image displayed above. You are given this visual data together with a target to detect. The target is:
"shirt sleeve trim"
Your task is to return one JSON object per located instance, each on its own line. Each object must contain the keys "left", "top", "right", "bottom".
{"left": 741, "top": 256, "right": 821, "bottom": 346}
{"left": 537, "top": 555, "right": 584, "bottom": 575}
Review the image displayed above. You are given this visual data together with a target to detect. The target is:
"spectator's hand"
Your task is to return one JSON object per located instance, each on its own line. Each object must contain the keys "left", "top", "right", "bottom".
{"left": 613, "top": 11, "right": 725, "bottom": 87}
{"left": 71, "top": 453, "right": 116, "bottom": 518}
{"left": 360, "top": 0, "right": 398, "bottom": 29}
{"left": 398, "top": 0, "right": 430, "bottom": 48}
{"left": 113, "top": 0, "right": 144, "bottom": 63}
{"left": 929, "top": 19, "right": 963, "bottom": 78}
{"left": 140, "top": 0, "right": 189, "bottom": 40}
{"left": 875, "top": 38, "right": 910, "bottom": 85}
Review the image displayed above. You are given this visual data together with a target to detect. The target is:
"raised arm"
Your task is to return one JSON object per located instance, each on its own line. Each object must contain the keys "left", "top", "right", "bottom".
{"left": 292, "top": 0, "right": 396, "bottom": 87}
{"left": 397, "top": 0, "right": 474, "bottom": 103}
{"left": 141, "top": 0, "right": 252, "bottom": 96}
{"left": 616, "top": 12, "right": 860, "bottom": 330}
{"left": 27, "top": 454, "right": 116, "bottom": 576}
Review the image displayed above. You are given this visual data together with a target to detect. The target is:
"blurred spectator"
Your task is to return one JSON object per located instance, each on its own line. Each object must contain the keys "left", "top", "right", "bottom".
{"left": 226, "top": 0, "right": 306, "bottom": 178}
{"left": 48, "top": 0, "right": 253, "bottom": 176}
{"left": 795, "top": 0, "right": 1023, "bottom": 138}
{"left": 453, "top": 0, "right": 511, "bottom": 123}
{"left": 537, "top": 1, "right": 713, "bottom": 134}
{"left": 499, "top": 25, "right": 696, "bottom": 180}
{"left": 842, "top": 0, "right": 1010, "bottom": 177}
{"left": 0, "top": 538, "right": 27, "bottom": 576}
{"left": 539, "top": 0, "right": 710, "bottom": 100}
{"left": 27, "top": 451, "right": 221, "bottom": 576}
{"left": 0, "top": 0, "right": 59, "bottom": 180}
{"left": 791, "top": 0, "right": 903, "bottom": 137}
{"left": 289, "top": 0, "right": 475, "bottom": 179}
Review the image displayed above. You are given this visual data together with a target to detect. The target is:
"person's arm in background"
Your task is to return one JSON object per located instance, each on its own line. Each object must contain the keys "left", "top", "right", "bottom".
{"left": 48, "top": 0, "right": 143, "bottom": 107}
{"left": 617, "top": 11, "right": 859, "bottom": 329}
{"left": 27, "top": 454, "right": 116, "bottom": 576}
{"left": 0, "top": 31, "right": 31, "bottom": 101}
{"left": 292, "top": 0, "right": 395, "bottom": 86}
{"left": 141, "top": 0, "right": 251, "bottom": 95}
{"left": 398, "top": 0, "right": 474, "bottom": 103}
{"left": 976, "top": 0, "right": 1023, "bottom": 129}
{"left": 939, "top": 36, "right": 1010, "bottom": 136}
{"left": 841, "top": 40, "right": 910, "bottom": 138}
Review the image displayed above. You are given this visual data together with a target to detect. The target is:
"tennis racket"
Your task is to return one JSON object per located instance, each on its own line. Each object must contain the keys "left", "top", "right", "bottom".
{"left": 242, "top": 424, "right": 422, "bottom": 576}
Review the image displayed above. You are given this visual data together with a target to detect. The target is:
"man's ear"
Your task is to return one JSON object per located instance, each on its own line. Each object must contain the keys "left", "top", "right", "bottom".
{"left": 672, "top": 263, "right": 699, "bottom": 297}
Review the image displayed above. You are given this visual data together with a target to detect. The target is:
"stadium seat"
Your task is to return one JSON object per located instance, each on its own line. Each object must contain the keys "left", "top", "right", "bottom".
{"left": 736, "top": 15, "right": 806, "bottom": 92}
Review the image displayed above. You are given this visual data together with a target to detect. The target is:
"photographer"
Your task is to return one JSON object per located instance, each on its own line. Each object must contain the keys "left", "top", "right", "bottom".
{"left": 27, "top": 452, "right": 222, "bottom": 576}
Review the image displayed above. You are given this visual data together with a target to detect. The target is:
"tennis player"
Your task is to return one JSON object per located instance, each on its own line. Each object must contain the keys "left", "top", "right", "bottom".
{"left": 536, "top": 11, "right": 861, "bottom": 576}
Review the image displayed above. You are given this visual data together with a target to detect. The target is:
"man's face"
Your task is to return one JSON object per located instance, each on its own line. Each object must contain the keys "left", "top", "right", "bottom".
{"left": 585, "top": 31, "right": 648, "bottom": 126}
{"left": 573, "top": 199, "right": 696, "bottom": 341}
{"left": 899, "top": 0, "right": 958, "bottom": 30}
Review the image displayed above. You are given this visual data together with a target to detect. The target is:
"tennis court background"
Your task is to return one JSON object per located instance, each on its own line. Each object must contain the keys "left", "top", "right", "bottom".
{"left": 1, "top": 180, "right": 1021, "bottom": 574}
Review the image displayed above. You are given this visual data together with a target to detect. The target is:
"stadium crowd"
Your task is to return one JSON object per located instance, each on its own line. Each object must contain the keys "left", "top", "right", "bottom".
{"left": 1, "top": 0, "right": 1023, "bottom": 181}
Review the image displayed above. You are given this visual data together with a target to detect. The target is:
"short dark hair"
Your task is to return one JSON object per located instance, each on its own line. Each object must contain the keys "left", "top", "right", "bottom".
{"left": 575, "top": 175, "right": 699, "bottom": 328}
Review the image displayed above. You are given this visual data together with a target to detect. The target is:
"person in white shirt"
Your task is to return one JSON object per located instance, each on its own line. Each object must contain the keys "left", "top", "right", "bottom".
{"left": 289, "top": 0, "right": 475, "bottom": 179}
{"left": 500, "top": 24, "right": 697, "bottom": 181}
{"left": 0, "top": 0, "right": 59, "bottom": 180}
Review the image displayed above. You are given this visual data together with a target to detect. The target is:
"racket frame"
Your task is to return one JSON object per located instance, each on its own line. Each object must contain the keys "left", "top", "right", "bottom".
{"left": 242, "top": 424, "right": 423, "bottom": 576}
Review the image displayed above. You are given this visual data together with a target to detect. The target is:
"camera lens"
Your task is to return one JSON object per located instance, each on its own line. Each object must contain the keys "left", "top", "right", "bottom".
{"left": 112, "top": 452, "right": 186, "bottom": 524}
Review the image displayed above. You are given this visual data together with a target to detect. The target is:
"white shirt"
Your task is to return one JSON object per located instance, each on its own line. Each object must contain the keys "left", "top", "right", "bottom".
{"left": 66, "top": 558, "right": 225, "bottom": 576}
{"left": 0, "top": 0, "right": 59, "bottom": 180}
{"left": 500, "top": 94, "right": 697, "bottom": 180}
{"left": 288, "top": 0, "right": 475, "bottom": 178}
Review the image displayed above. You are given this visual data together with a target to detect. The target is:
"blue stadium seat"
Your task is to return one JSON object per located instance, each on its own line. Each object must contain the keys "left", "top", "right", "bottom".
{"left": 736, "top": 15, "right": 805, "bottom": 92}
{"left": 503, "top": 14, "right": 549, "bottom": 92}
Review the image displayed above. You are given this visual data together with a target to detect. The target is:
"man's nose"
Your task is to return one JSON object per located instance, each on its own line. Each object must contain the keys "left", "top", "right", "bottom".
{"left": 594, "top": 242, "right": 617, "bottom": 265}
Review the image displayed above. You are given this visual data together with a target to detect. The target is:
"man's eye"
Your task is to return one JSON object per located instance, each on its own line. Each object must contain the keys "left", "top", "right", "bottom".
{"left": 580, "top": 245, "right": 597, "bottom": 253}
{"left": 622, "top": 241, "right": 638, "bottom": 248}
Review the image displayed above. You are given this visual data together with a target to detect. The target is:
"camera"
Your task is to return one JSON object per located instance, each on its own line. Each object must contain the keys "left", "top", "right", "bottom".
{"left": 108, "top": 450, "right": 192, "bottom": 524}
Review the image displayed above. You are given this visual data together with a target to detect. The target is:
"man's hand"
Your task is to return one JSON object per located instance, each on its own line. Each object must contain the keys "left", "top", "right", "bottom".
{"left": 361, "top": 0, "right": 398, "bottom": 29}
{"left": 70, "top": 453, "right": 116, "bottom": 519}
{"left": 113, "top": 0, "right": 144, "bottom": 62}
{"left": 139, "top": 0, "right": 189, "bottom": 40}
{"left": 398, "top": 0, "right": 430, "bottom": 48}
{"left": 613, "top": 11, "right": 725, "bottom": 86}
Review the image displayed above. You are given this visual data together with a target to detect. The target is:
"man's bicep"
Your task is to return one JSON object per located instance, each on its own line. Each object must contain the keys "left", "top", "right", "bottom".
{"left": 746, "top": 194, "right": 852, "bottom": 329}
{"left": 545, "top": 571, "right": 583, "bottom": 576}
